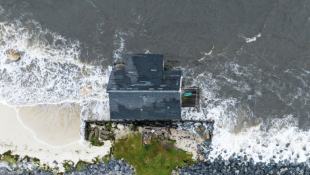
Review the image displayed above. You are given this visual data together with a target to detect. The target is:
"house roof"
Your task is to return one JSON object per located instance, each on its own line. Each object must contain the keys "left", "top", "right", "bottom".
{"left": 106, "top": 54, "right": 181, "bottom": 92}
{"left": 108, "top": 92, "right": 181, "bottom": 120}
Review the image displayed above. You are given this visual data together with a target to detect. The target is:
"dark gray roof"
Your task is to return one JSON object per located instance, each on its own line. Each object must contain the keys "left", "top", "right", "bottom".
{"left": 107, "top": 54, "right": 181, "bottom": 92}
{"left": 109, "top": 92, "right": 181, "bottom": 120}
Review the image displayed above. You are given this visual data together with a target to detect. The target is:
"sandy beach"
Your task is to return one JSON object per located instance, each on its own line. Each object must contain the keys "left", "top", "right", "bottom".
{"left": 0, "top": 103, "right": 111, "bottom": 171}
{"left": 17, "top": 103, "right": 82, "bottom": 146}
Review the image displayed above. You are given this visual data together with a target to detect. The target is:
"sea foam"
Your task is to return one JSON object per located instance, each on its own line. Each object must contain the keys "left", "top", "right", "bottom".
{"left": 181, "top": 64, "right": 310, "bottom": 164}
{"left": 0, "top": 20, "right": 111, "bottom": 147}
{"left": 1, "top": 19, "right": 310, "bottom": 165}
{"left": 0, "top": 20, "right": 112, "bottom": 106}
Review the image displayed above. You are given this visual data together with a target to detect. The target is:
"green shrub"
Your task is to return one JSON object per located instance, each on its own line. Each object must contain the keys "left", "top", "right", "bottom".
{"left": 130, "top": 125, "right": 138, "bottom": 131}
{"left": 63, "top": 162, "right": 71, "bottom": 173}
{"left": 102, "top": 155, "right": 111, "bottom": 163}
{"left": 106, "top": 123, "right": 112, "bottom": 131}
{"left": 75, "top": 161, "right": 89, "bottom": 171}
{"left": 3, "top": 155, "right": 18, "bottom": 165}
{"left": 90, "top": 136, "right": 104, "bottom": 147}
{"left": 1, "top": 151, "right": 18, "bottom": 165}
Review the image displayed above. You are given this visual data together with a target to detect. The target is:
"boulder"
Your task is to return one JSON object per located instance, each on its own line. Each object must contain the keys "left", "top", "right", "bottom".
{"left": 100, "top": 130, "right": 110, "bottom": 135}
{"left": 94, "top": 127, "right": 99, "bottom": 138}
{"left": 196, "top": 125, "right": 206, "bottom": 132}
{"left": 99, "top": 129, "right": 110, "bottom": 140}
{"left": 88, "top": 131, "right": 95, "bottom": 140}
{"left": 206, "top": 130, "right": 211, "bottom": 140}
{"left": 114, "top": 164, "right": 120, "bottom": 171}
{"left": 9, "top": 53, "right": 20, "bottom": 61}
{"left": 99, "top": 134, "right": 110, "bottom": 140}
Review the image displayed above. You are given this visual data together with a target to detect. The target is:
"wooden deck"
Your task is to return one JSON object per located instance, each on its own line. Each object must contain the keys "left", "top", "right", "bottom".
{"left": 181, "top": 87, "right": 200, "bottom": 110}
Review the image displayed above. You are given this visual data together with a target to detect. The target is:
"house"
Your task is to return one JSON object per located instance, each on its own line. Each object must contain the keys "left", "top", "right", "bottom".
{"left": 106, "top": 54, "right": 182, "bottom": 120}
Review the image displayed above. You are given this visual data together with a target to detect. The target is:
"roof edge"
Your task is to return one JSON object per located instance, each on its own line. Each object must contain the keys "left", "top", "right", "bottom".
{"left": 106, "top": 90, "right": 180, "bottom": 93}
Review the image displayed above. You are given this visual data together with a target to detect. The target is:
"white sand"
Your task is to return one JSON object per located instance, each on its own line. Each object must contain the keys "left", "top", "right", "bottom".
{"left": 17, "top": 103, "right": 82, "bottom": 146}
{"left": 170, "top": 129, "right": 202, "bottom": 160}
{"left": 0, "top": 103, "right": 111, "bottom": 172}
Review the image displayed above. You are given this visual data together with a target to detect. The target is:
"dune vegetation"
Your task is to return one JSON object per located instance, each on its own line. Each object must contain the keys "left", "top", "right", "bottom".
{"left": 114, "top": 133, "right": 196, "bottom": 175}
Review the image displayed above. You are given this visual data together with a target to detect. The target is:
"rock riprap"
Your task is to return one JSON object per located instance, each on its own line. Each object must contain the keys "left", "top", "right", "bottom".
{"left": 174, "top": 155, "right": 310, "bottom": 175}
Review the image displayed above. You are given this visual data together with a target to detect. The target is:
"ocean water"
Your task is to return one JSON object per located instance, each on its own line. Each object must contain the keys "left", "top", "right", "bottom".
{"left": 1, "top": 0, "right": 310, "bottom": 163}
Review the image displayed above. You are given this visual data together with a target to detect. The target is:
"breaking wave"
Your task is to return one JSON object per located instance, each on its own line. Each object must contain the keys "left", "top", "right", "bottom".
{"left": 181, "top": 63, "right": 310, "bottom": 163}
{"left": 0, "top": 18, "right": 309, "bottom": 165}
{"left": 0, "top": 19, "right": 111, "bottom": 146}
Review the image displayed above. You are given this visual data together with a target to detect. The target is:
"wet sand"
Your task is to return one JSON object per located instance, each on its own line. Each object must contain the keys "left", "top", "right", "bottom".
{"left": 0, "top": 103, "right": 111, "bottom": 171}
{"left": 17, "top": 103, "right": 82, "bottom": 146}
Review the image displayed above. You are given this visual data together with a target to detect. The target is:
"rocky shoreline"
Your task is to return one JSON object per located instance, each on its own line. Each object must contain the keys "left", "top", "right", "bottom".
{"left": 174, "top": 140, "right": 310, "bottom": 175}
{"left": 1, "top": 154, "right": 310, "bottom": 175}
{"left": 176, "top": 158, "right": 310, "bottom": 175}
{"left": 0, "top": 158, "right": 135, "bottom": 175}
{"left": 1, "top": 137, "right": 310, "bottom": 175}
{"left": 64, "top": 159, "right": 135, "bottom": 175}
{"left": 1, "top": 138, "right": 310, "bottom": 175}
{"left": 1, "top": 122, "right": 309, "bottom": 175}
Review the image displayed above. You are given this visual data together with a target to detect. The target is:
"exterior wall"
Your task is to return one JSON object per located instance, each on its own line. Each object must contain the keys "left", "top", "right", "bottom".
{"left": 109, "top": 92, "right": 181, "bottom": 120}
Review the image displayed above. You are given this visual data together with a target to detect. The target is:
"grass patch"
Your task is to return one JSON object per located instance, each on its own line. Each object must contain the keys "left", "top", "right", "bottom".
{"left": 3, "top": 155, "right": 18, "bottom": 165}
{"left": 106, "top": 123, "right": 112, "bottom": 131}
{"left": 63, "top": 161, "right": 71, "bottom": 173}
{"left": 102, "top": 155, "right": 111, "bottom": 163}
{"left": 75, "top": 160, "right": 89, "bottom": 171}
{"left": 114, "top": 133, "right": 196, "bottom": 175}
{"left": 130, "top": 125, "right": 138, "bottom": 131}
{"left": 90, "top": 136, "right": 104, "bottom": 147}
{"left": 168, "top": 139, "right": 176, "bottom": 147}
{"left": 33, "top": 157, "right": 40, "bottom": 165}
{"left": 41, "top": 163, "right": 52, "bottom": 172}
{"left": 1, "top": 151, "right": 19, "bottom": 165}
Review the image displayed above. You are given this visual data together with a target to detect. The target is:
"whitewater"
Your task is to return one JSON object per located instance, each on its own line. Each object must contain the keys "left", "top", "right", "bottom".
{"left": 0, "top": 18, "right": 309, "bottom": 167}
